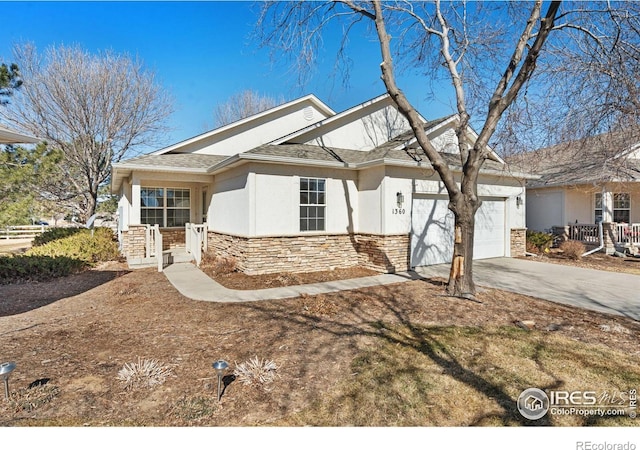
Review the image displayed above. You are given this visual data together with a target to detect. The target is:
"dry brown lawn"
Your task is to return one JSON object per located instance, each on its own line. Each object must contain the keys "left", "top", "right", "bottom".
{"left": 0, "top": 258, "right": 638, "bottom": 427}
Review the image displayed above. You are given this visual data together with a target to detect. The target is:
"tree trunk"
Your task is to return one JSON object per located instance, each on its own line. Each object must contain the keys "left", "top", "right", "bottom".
{"left": 447, "top": 196, "right": 479, "bottom": 299}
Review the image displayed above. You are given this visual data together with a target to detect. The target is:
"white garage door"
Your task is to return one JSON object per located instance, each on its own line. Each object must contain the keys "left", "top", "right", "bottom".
{"left": 410, "top": 195, "right": 505, "bottom": 267}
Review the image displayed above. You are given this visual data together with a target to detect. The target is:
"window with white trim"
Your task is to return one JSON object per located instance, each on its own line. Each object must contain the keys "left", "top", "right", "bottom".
{"left": 141, "top": 187, "right": 190, "bottom": 227}
{"left": 613, "top": 193, "right": 630, "bottom": 223}
{"left": 594, "top": 193, "right": 603, "bottom": 223}
{"left": 300, "top": 178, "right": 325, "bottom": 231}
{"left": 594, "top": 192, "right": 630, "bottom": 223}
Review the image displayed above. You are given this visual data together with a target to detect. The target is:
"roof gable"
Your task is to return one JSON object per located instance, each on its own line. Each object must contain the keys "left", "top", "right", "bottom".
{"left": 154, "top": 94, "right": 335, "bottom": 156}
{"left": 273, "top": 94, "right": 423, "bottom": 151}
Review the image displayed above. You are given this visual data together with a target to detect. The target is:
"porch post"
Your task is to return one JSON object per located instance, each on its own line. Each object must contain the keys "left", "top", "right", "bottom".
{"left": 601, "top": 186, "right": 614, "bottom": 224}
{"left": 131, "top": 174, "right": 141, "bottom": 225}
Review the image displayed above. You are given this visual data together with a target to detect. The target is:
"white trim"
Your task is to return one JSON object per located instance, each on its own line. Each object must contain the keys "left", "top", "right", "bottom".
{"left": 152, "top": 94, "right": 335, "bottom": 156}
{"left": 269, "top": 93, "right": 427, "bottom": 145}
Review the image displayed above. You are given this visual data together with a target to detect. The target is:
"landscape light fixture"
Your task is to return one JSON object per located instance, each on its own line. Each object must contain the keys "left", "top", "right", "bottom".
{"left": 396, "top": 191, "right": 405, "bottom": 208}
{"left": 212, "top": 360, "right": 229, "bottom": 402}
{"left": 0, "top": 362, "right": 16, "bottom": 400}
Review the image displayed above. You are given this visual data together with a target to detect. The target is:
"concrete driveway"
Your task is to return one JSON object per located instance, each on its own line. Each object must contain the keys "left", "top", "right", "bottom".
{"left": 415, "top": 257, "right": 640, "bottom": 321}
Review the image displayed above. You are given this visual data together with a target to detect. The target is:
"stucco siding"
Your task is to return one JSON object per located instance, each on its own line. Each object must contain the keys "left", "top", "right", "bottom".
{"left": 565, "top": 189, "right": 593, "bottom": 224}
{"left": 302, "top": 104, "right": 410, "bottom": 151}
{"left": 526, "top": 188, "right": 564, "bottom": 232}
{"left": 171, "top": 101, "right": 331, "bottom": 156}
{"left": 210, "top": 167, "right": 250, "bottom": 235}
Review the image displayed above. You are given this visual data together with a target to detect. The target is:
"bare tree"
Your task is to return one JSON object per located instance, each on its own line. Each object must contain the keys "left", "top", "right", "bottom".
{"left": 257, "top": 1, "right": 640, "bottom": 298}
{"left": 0, "top": 43, "right": 173, "bottom": 221}
{"left": 213, "top": 90, "right": 286, "bottom": 128}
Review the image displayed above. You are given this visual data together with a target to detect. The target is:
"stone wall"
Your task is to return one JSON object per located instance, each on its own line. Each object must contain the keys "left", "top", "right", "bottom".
{"left": 162, "top": 229, "right": 186, "bottom": 251}
{"left": 120, "top": 226, "right": 186, "bottom": 260}
{"left": 208, "top": 232, "right": 410, "bottom": 275}
{"left": 510, "top": 228, "right": 527, "bottom": 257}
{"left": 120, "top": 225, "right": 147, "bottom": 259}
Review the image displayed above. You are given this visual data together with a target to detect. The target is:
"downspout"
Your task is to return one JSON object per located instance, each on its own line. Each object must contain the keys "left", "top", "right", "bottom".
{"left": 582, "top": 222, "right": 604, "bottom": 257}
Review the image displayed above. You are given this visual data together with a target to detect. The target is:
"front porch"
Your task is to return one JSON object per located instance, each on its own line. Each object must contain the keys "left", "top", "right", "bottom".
{"left": 553, "top": 222, "right": 640, "bottom": 255}
{"left": 119, "top": 223, "right": 208, "bottom": 271}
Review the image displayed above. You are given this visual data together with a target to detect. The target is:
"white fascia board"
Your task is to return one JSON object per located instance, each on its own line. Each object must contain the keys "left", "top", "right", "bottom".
{"left": 270, "top": 93, "right": 411, "bottom": 145}
{"left": 0, "top": 126, "right": 41, "bottom": 144}
{"left": 152, "top": 94, "right": 335, "bottom": 156}
{"left": 355, "top": 157, "right": 538, "bottom": 180}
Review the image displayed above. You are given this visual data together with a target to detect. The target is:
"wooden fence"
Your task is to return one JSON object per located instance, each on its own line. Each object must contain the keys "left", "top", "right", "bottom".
{"left": 1, "top": 225, "right": 49, "bottom": 240}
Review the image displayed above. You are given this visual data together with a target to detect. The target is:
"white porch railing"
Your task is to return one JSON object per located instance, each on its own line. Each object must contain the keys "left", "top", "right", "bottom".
{"left": 145, "top": 224, "right": 163, "bottom": 272}
{"left": 568, "top": 222, "right": 640, "bottom": 247}
{"left": 186, "top": 223, "right": 207, "bottom": 267}
{"left": 1, "top": 225, "right": 49, "bottom": 240}
{"left": 568, "top": 223, "right": 599, "bottom": 244}
{"left": 615, "top": 223, "right": 640, "bottom": 246}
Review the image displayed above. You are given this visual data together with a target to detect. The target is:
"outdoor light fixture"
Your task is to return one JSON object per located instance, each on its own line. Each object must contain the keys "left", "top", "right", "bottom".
{"left": 0, "top": 362, "right": 16, "bottom": 400}
{"left": 212, "top": 359, "right": 229, "bottom": 402}
{"left": 396, "top": 191, "right": 405, "bottom": 208}
{"left": 516, "top": 196, "right": 523, "bottom": 208}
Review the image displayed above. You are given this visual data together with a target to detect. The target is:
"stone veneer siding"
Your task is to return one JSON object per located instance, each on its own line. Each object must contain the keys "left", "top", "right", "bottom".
{"left": 120, "top": 226, "right": 186, "bottom": 259}
{"left": 120, "top": 225, "right": 147, "bottom": 259}
{"left": 208, "top": 232, "right": 410, "bottom": 275}
{"left": 510, "top": 228, "right": 526, "bottom": 257}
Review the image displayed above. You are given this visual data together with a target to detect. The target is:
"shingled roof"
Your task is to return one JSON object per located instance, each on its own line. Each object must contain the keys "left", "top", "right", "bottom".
{"left": 508, "top": 130, "right": 640, "bottom": 188}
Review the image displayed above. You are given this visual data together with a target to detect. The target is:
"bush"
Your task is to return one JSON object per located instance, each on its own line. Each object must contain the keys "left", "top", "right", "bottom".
{"left": 559, "top": 240, "right": 586, "bottom": 260}
{"left": 526, "top": 241, "right": 541, "bottom": 254}
{"left": 0, "top": 255, "right": 86, "bottom": 284}
{"left": 526, "top": 230, "right": 553, "bottom": 252}
{"left": 32, "top": 227, "right": 84, "bottom": 247}
{"left": 201, "top": 252, "right": 237, "bottom": 275}
{"left": 26, "top": 227, "right": 119, "bottom": 264}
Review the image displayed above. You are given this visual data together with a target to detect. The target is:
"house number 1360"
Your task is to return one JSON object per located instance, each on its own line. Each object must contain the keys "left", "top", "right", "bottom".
{"left": 392, "top": 208, "right": 406, "bottom": 215}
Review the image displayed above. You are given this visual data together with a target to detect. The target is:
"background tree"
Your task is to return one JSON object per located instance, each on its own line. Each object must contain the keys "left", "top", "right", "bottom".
{"left": 213, "top": 89, "right": 286, "bottom": 128}
{"left": 0, "top": 143, "right": 62, "bottom": 226}
{"left": 0, "top": 62, "right": 22, "bottom": 105}
{"left": 0, "top": 43, "right": 173, "bottom": 222}
{"left": 257, "top": 1, "right": 640, "bottom": 299}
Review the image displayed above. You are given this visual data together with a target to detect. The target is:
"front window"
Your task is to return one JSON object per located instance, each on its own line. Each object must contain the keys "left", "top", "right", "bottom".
{"left": 594, "top": 193, "right": 603, "bottom": 223}
{"left": 594, "top": 192, "right": 630, "bottom": 223}
{"left": 613, "top": 193, "right": 630, "bottom": 223}
{"left": 300, "top": 178, "right": 325, "bottom": 231}
{"left": 141, "top": 187, "right": 190, "bottom": 227}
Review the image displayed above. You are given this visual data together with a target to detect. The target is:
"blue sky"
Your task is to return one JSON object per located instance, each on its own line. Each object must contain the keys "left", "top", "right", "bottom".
{"left": 1, "top": 1, "right": 452, "bottom": 151}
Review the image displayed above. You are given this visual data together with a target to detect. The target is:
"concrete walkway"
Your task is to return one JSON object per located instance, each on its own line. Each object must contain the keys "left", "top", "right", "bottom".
{"left": 163, "top": 262, "right": 420, "bottom": 302}
{"left": 164, "top": 258, "right": 639, "bottom": 321}
{"left": 415, "top": 258, "right": 640, "bottom": 321}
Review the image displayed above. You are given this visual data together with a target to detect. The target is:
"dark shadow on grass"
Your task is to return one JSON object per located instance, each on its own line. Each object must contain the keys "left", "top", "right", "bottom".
{"left": 0, "top": 265, "right": 129, "bottom": 317}
{"left": 239, "top": 282, "right": 557, "bottom": 426}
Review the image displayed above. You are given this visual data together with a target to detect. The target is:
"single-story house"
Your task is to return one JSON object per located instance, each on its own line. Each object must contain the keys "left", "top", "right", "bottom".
{"left": 511, "top": 131, "right": 640, "bottom": 253}
{"left": 111, "top": 94, "right": 532, "bottom": 274}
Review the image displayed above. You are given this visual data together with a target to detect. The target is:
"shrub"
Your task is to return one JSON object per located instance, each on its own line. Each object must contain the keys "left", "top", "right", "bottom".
{"left": 32, "top": 227, "right": 84, "bottom": 247}
{"left": 526, "top": 230, "right": 553, "bottom": 252}
{"left": 116, "top": 358, "right": 174, "bottom": 391}
{"left": 26, "top": 227, "right": 119, "bottom": 264}
{"left": 233, "top": 357, "right": 279, "bottom": 388}
{"left": 202, "top": 253, "right": 237, "bottom": 275}
{"left": 0, "top": 255, "right": 86, "bottom": 284}
{"left": 526, "top": 241, "right": 541, "bottom": 255}
{"left": 559, "top": 240, "right": 586, "bottom": 260}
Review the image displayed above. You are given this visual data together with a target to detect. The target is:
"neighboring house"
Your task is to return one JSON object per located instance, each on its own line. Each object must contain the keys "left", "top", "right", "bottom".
{"left": 0, "top": 124, "right": 39, "bottom": 144}
{"left": 111, "top": 94, "right": 532, "bottom": 274}
{"left": 511, "top": 131, "right": 640, "bottom": 253}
